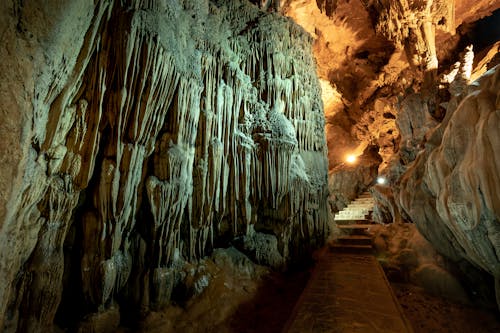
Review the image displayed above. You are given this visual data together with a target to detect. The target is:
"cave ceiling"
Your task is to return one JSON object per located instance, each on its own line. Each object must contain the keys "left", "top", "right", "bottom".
{"left": 281, "top": 0, "right": 500, "bottom": 170}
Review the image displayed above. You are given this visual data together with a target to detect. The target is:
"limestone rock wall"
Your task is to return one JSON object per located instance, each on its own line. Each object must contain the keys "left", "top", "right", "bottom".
{"left": 397, "top": 65, "right": 500, "bottom": 307}
{"left": 290, "top": 0, "right": 500, "bottom": 310}
{"left": 0, "top": 0, "right": 329, "bottom": 331}
{"left": 371, "top": 223, "right": 470, "bottom": 303}
{"left": 285, "top": 0, "right": 401, "bottom": 169}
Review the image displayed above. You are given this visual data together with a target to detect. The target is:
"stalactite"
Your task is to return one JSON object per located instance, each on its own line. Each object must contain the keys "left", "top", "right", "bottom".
{"left": 0, "top": 1, "right": 330, "bottom": 330}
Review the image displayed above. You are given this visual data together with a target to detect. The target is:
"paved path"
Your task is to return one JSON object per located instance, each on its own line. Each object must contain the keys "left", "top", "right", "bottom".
{"left": 283, "top": 250, "right": 413, "bottom": 333}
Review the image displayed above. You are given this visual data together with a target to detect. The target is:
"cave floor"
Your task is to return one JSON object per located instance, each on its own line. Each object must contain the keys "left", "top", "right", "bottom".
{"left": 283, "top": 250, "right": 413, "bottom": 333}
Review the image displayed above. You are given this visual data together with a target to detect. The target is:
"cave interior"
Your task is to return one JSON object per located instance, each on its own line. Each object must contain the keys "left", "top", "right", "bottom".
{"left": 0, "top": 0, "right": 499, "bottom": 332}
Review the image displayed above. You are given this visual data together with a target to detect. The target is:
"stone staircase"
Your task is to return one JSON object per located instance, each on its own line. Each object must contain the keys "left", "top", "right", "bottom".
{"left": 284, "top": 192, "right": 415, "bottom": 333}
{"left": 331, "top": 192, "right": 376, "bottom": 252}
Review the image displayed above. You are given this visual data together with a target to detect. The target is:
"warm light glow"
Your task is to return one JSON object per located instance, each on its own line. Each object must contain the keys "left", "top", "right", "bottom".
{"left": 377, "top": 177, "right": 386, "bottom": 185}
{"left": 346, "top": 154, "right": 357, "bottom": 164}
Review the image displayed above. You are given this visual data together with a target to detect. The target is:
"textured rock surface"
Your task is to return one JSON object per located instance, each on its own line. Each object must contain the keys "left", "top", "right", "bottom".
{"left": 2, "top": 0, "right": 500, "bottom": 330}
{"left": 397, "top": 65, "right": 500, "bottom": 307}
{"left": 372, "top": 223, "right": 470, "bottom": 302}
{"left": 369, "top": 35, "right": 500, "bottom": 305}
{"left": 285, "top": 0, "right": 499, "bottom": 170}
{"left": 285, "top": 0, "right": 401, "bottom": 169}
{"left": 288, "top": 2, "right": 500, "bottom": 207}
{"left": 0, "top": 1, "right": 329, "bottom": 331}
{"left": 295, "top": 0, "right": 500, "bottom": 310}
{"left": 138, "top": 246, "right": 269, "bottom": 332}
{"left": 288, "top": 0, "right": 500, "bottom": 312}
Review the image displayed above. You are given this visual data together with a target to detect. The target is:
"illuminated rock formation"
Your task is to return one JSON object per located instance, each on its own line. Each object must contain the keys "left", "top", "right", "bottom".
{"left": 398, "top": 64, "right": 500, "bottom": 308}
{"left": 293, "top": 0, "right": 500, "bottom": 310}
{"left": 0, "top": 1, "right": 329, "bottom": 331}
{"left": 285, "top": 0, "right": 499, "bottom": 171}
{"left": 328, "top": 145, "right": 381, "bottom": 213}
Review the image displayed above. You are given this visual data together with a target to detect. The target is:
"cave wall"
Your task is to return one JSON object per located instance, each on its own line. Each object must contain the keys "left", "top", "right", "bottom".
{"left": 397, "top": 64, "right": 500, "bottom": 307}
{"left": 294, "top": 0, "right": 500, "bottom": 297}
{"left": 369, "top": 43, "right": 500, "bottom": 307}
{"left": 0, "top": 0, "right": 329, "bottom": 331}
{"left": 285, "top": 0, "right": 500, "bottom": 172}
{"left": 297, "top": 0, "right": 500, "bottom": 309}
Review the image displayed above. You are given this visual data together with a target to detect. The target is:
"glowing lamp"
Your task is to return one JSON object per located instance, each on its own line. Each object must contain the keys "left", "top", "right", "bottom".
{"left": 377, "top": 177, "right": 386, "bottom": 185}
{"left": 346, "top": 155, "right": 357, "bottom": 164}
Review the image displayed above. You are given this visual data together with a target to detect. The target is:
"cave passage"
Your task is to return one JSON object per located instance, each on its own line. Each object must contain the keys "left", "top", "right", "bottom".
{"left": 0, "top": 1, "right": 500, "bottom": 332}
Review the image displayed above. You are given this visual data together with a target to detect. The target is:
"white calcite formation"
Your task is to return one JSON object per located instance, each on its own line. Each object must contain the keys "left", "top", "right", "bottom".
{"left": 0, "top": 0, "right": 329, "bottom": 331}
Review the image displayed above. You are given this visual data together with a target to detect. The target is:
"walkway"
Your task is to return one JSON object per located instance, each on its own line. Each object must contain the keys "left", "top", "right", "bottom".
{"left": 283, "top": 250, "right": 414, "bottom": 333}
{"left": 331, "top": 192, "right": 377, "bottom": 252}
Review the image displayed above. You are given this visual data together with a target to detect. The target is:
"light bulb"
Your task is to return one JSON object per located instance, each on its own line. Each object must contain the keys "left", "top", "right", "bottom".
{"left": 346, "top": 155, "right": 357, "bottom": 164}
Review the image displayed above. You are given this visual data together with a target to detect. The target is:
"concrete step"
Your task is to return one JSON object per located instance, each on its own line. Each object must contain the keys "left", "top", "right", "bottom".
{"left": 347, "top": 201, "right": 375, "bottom": 206}
{"left": 337, "top": 223, "right": 375, "bottom": 230}
{"left": 339, "top": 208, "right": 371, "bottom": 213}
{"left": 337, "top": 209, "right": 370, "bottom": 213}
{"left": 335, "top": 215, "right": 369, "bottom": 219}
{"left": 335, "top": 212, "right": 369, "bottom": 219}
{"left": 335, "top": 215, "right": 369, "bottom": 220}
{"left": 335, "top": 218, "right": 369, "bottom": 222}
{"left": 335, "top": 214, "right": 369, "bottom": 217}
{"left": 347, "top": 229, "right": 373, "bottom": 236}
{"left": 329, "top": 243, "right": 373, "bottom": 254}
{"left": 336, "top": 235, "right": 372, "bottom": 246}
{"left": 337, "top": 208, "right": 371, "bottom": 213}
{"left": 352, "top": 198, "right": 373, "bottom": 202}
{"left": 349, "top": 201, "right": 374, "bottom": 206}
{"left": 344, "top": 204, "right": 372, "bottom": 208}
{"left": 348, "top": 204, "right": 373, "bottom": 208}
{"left": 334, "top": 217, "right": 372, "bottom": 226}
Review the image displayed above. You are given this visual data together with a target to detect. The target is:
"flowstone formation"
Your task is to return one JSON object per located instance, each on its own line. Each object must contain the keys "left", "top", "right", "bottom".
{"left": 371, "top": 4, "right": 500, "bottom": 310}
{"left": 0, "top": 0, "right": 329, "bottom": 331}
{"left": 397, "top": 64, "right": 500, "bottom": 308}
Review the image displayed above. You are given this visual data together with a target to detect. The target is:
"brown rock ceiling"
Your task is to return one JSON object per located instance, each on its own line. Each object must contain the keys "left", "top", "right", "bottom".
{"left": 283, "top": 0, "right": 500, "bottom": 170}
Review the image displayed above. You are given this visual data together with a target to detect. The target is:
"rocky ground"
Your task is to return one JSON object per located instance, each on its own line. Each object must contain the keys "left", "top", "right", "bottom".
{"left": 116, "top": 247, "right": 310, "bottom": 333}
{"left": 119, "top": 239, "right": 500, "bottom": 332}
{"left": 371, "top": 222, "right": 500, "bottom": 332}
{"left": 392, "top": 282, "right": 500, "bottom": 333}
